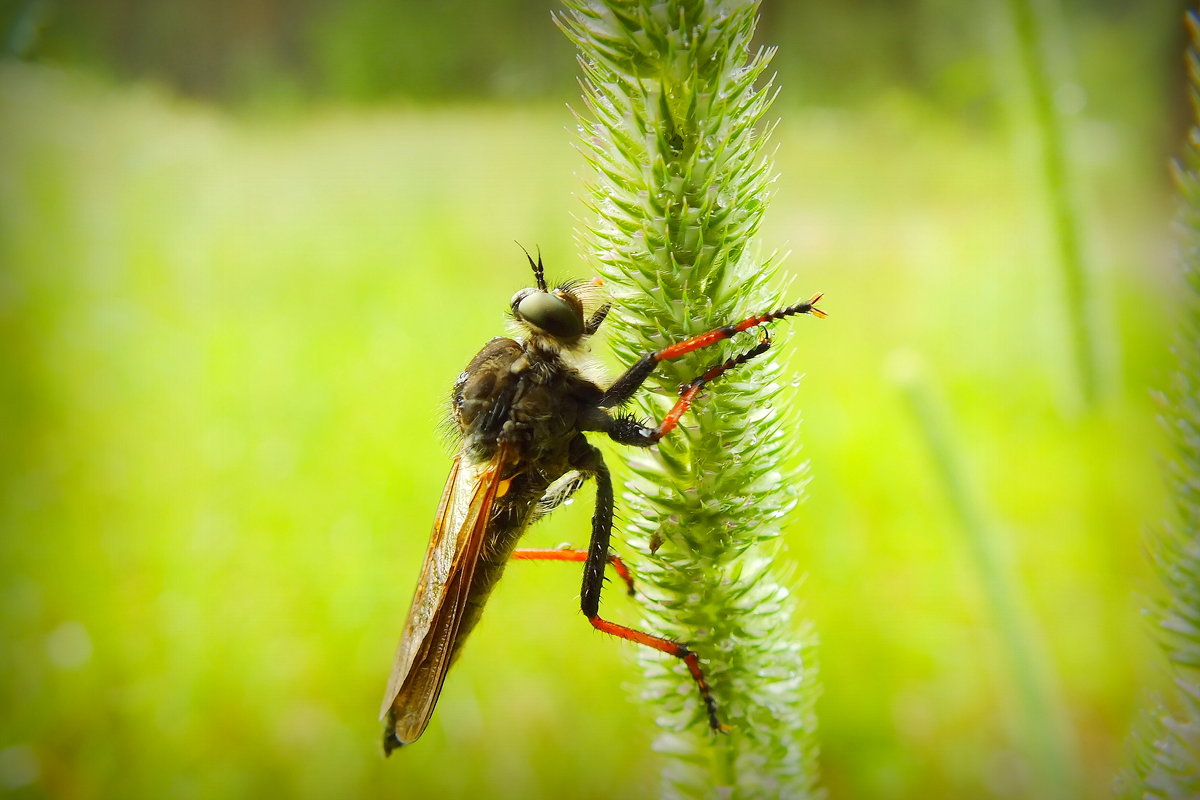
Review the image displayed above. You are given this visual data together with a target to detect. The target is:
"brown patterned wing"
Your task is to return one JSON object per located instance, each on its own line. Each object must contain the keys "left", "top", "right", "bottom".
{"left": 380, "top": 450, "right": 507, "bottom": 750}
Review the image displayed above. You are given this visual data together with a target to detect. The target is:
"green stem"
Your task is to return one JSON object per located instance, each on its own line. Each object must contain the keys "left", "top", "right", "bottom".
{"left": 1005, "top": 0, "right": 1099, "bottom": 408}
{"left": 896, "top": 357, "right": 1079, "bottom": 798}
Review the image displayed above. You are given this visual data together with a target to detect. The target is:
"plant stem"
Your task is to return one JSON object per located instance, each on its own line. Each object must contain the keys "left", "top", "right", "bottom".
{"left": 1004, "top": 0, "right": 1100, "bottom": 408}
{"left": 895, "top": 356, "right": 1079, "bottom": 798}
{"left": 560, "top": 1, "right": 820, "bottom": 797}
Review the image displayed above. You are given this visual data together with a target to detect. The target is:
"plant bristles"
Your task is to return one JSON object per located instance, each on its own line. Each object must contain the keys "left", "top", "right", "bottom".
{"left": 1126, "top": 10, "right": 1200, "bottom": 798}
{"left": 560, "top": 2, "right": 821, "bottom": 797}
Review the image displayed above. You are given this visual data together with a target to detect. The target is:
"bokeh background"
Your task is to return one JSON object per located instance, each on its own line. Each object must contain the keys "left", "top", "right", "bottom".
{"left": 0, "top": 0, "right": 1190, "bottom": 797}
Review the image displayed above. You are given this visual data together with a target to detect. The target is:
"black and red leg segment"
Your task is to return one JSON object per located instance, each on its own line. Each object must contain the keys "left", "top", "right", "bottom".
{"left": 604, "top": 334, "right": 774, "bottom": 446}
{"left": 572, "top": 442, "right": 724, "bottom": 732}
{"left": 599, "top": 292, "right": 826, "bottom": 409}
{"left": 588, "top": 616, "right": 724, "bottom": 732}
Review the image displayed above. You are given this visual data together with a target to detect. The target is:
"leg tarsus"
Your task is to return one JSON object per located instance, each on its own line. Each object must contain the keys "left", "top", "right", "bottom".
{"left": 599, "top": 295, "right": 825, "bottom": 409}
{"left": 587, "top": 614, "right": 724, "bottom": 732}
{"left": 651, "top": 296, "right": 826, "bottom": 364}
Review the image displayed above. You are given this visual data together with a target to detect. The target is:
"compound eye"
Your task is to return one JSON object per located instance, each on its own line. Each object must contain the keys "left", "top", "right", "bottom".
{"left": 517, "top": 291, "right": 583, "bottom": 339}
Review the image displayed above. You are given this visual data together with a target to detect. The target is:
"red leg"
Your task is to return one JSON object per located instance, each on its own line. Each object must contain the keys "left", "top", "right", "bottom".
{"left": 600, "top": 293, "right": 825, "bottom": 410}
{"left": 588, "top": 615, "right": 726, "bottom": 732}
{"left": 653, "top": 293, "right": 826, "bottom": 362}
{"left": 607, "top": 334, "right": 774, "bottom": 445}
{"left": 653, "top": 334, "right": 773, "bottom": 440}
{"left": 512, "top": 549, "right": 723, "bottom": 730}
{"left": 512, "top": 547, "right": 635, "bottom": 595}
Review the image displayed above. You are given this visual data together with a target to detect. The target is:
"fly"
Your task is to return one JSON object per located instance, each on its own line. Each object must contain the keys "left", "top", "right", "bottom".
{"left": 380, "top": 249, "right": 826, "bottom": 752}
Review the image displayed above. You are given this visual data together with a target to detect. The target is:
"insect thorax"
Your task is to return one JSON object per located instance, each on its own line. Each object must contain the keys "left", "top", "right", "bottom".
{"left": 453, "top": 336, "right": 601, "bottom": 474}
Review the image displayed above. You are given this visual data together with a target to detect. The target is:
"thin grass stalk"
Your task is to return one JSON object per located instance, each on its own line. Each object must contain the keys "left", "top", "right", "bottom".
{"left": 1004, "top": 0, "right": 1100, "bottom": 408}
{"left": 895, "top": 357, "right": 1079, "bottom": 798}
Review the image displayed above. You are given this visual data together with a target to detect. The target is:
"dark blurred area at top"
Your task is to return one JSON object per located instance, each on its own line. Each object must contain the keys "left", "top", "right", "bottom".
{"left": 0, "top": 0, "right": 1187, "bottom": 115}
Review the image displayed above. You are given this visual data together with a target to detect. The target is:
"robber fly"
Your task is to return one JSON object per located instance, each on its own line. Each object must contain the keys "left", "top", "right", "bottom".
{"left": 380, "top": 249, "right": 825, "bottom": 752}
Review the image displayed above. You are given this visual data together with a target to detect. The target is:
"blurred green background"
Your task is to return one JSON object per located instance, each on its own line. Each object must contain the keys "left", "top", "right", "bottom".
{"left": 0, "top": 0, "right": 1189, "bottom": 797}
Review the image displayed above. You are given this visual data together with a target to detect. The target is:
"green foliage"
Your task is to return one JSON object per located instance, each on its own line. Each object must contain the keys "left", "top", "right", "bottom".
{"left": 2, "top": 0, "right": 1181, "bottom": 114}
{"left": 561, "top": 1, "right": 819, "bottom": 796}
{"left": 0, "top": 33, "right": 1175, "bottom": 800}
{"left": 1129, "top": 11, "right": 1200, "bottom": 797}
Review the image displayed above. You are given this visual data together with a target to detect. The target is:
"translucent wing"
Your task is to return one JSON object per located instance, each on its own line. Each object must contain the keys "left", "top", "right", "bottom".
{"left": 380, "top": 450, "right": 507, "bottom": 749}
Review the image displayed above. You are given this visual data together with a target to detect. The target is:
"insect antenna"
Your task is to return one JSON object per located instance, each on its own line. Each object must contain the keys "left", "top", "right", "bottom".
{"left": 516, "top": 242, "right": 548, "bottom": 292}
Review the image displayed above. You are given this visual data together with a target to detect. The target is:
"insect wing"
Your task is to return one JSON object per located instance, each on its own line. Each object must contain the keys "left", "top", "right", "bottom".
{"left": 380, "top": 451, "right": 506, "bottom": 746}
